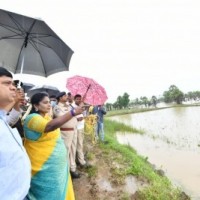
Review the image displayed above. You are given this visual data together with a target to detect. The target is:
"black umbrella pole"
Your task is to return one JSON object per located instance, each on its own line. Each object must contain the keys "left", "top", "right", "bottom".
{"left": 82, "top": 84, "right": 91, "bottom": 101}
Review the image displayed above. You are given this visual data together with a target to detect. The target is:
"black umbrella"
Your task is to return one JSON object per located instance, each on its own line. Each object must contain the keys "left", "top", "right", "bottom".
{"left": 13, "top": 80, "right": 34, "bottom": 92}
{"left": 22, "top": 82, "right": 35, "bottom": 93}
{"left": 27, "top": 85, "right": 60, "bottom": 97}
{"left": 0, "top": 9, "right": 73, "bottom": 77}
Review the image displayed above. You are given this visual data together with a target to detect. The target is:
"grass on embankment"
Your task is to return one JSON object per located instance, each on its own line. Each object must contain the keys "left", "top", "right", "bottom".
{"left": 106, "top": 107, "right": 171, "bottom": 117}
{"left": 106, "top": 104, "right": 200, "bottom": 117}
{"left": 102, "top": 118, "right": 190, "bottom": 200}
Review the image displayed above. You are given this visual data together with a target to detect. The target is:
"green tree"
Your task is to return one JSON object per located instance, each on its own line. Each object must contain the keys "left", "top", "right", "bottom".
{"left": 134, "top": 98, "right": 140, "bottom": 105}
{"left": 114, "top": 93, "right": 130, "bottom": 109}
{"left": 151, "top": 95, "right": 157, "bottom": 107}
{"left": 185, "top": 91, "right": 200, "bottom": 101}
{"left": 112, "top": 102, "right": 118, "bottom": 109}
{"left": 122, "top": 92, "right": 130, "bottom": 108}
{"left": 105, "top": 103, "right": 112, "bottom": 111}
{"left": 163, "top": 85, "right": 184, "bottom": 104}
{"left": 116, "top": 95, "right": 123, "bottom": 109}
{"left": 140, "top": 96, "right": 148, "bottom": 107}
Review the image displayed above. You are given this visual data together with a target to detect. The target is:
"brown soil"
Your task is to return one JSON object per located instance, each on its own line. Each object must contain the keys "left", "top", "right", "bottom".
{"left": 73, "top": 135, "right": 147, "bottom": 200}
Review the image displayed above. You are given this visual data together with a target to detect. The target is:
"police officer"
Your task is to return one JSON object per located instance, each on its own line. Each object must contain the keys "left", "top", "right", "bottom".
{"left": 53, "top": 92, "right": 80, "bottom": 179}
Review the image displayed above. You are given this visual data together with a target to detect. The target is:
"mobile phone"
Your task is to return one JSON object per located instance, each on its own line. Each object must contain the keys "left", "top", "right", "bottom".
{"left": 82, "top": 105, "right": 90, "bottom": 108}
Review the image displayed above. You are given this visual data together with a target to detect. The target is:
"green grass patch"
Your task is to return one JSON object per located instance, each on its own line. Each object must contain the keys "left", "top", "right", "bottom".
{"left": 86, "top": 165, "right": 97, "bottom": 178}
{"left": 120, "top": 192, "right": 130, "bottom": 200}
{"left": 106, "top": 107, "right": 171, "bottom": 117}
{"left": 104, "top": 118, "right": 143, "bottom": 135}
{"left": 106, "top": 104, "right": 200, "bottom": 117}
{"left": 86, "top": 152, "right": 95, "bottom": 161}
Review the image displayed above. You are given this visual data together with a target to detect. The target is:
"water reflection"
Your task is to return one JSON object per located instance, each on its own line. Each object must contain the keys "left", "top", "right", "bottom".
{"left": 110, "top": 107, "right": 200, "bottom": 200}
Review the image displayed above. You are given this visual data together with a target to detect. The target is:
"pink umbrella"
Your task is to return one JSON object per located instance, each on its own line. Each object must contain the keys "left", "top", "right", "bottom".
{"left": 66, "top": 75, "right": 108, "bottom": 106}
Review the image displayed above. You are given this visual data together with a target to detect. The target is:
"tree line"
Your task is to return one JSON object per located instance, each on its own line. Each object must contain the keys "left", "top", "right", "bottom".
{"left": 105, "top": 85, "right": 200, "bottom": 110}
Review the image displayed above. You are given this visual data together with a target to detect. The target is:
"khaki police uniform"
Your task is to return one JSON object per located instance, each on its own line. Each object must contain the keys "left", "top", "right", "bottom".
{"left": 72, "top": 103, "right": 86, "bottom": 166}
{"left": 53, "top": 102, "right": 78, "bottom": 172}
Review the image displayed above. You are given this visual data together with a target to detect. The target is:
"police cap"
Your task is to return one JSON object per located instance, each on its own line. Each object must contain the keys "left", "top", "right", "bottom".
{"left": 56, "top": 91, "right": 66, "bottom": 100}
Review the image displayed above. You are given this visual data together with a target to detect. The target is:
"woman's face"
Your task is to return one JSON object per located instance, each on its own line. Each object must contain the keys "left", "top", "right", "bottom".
{"left": 35, "top": 96, "right": 51, "bottom": 114}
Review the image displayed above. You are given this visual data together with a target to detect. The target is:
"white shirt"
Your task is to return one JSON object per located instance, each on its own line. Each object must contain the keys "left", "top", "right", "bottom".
{"left": 6, "top": 108, "right": 21, "bottom": 126}
{"left": 0, "top": 110, "right": 31, "bottom": 200}
{"left": 72, "top": 103, "right": 85, "bottom": 130}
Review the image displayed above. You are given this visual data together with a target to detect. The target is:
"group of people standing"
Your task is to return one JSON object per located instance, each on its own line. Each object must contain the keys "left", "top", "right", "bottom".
{"left": 53, "top": 92, "right": 88, "bottom": 178}
{"left": 0, "top": 66, "right": 107, "bottom": 200}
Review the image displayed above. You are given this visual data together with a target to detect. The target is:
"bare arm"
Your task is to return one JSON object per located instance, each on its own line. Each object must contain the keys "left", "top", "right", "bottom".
{"left": 6, "top": 89, "right": 25, "bottom": 126}
{"left": 6, "top": 108, "right": 21, "bottom": 126}
{"left": 5, "top": 88, "right": 25, "bottom": 112}
{"left": 44, "top": 106, "right": 84, "bottom": 132}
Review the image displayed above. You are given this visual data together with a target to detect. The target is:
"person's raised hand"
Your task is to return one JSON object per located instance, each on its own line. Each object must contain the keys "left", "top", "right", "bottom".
{"left": 74, "top": 106, "right": 85, "bottom": 115}
{"left": 15, "top": 88, "right": 25, "bottom": 106}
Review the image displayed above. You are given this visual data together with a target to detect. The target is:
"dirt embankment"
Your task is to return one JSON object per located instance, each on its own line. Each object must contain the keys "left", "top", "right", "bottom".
{"left": 73, "top": 136, "right": 147, "bottom": 200}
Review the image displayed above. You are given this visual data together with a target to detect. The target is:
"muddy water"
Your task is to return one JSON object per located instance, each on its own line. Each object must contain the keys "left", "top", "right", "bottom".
{"left": 110, "top": 107, "right": 200, "bottom": 200}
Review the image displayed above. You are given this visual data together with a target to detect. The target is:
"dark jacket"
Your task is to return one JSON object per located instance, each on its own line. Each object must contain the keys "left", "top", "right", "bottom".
{"left": 93, "top": 106, "right": 106, "bottom": 123}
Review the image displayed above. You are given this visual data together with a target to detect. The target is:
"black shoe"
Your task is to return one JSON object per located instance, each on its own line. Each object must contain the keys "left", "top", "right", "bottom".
{"left": 101, "top": 140, "right": 109, "bottom": 144}
{"left": 80, "top": 162, "right": 92, "bottom": 169}
{"left": 70, "top": 171, "right": 81, "bottom": 179}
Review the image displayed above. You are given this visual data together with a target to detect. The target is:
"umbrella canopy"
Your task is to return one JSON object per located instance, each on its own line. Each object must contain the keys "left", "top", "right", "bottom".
{"left": 27, "top": 85, "right": 60, "bottom": 97}
{"left": 22, "top": 82, "right": 35, "bottom": 93}
{"left": 0, "top": 9, "right": 73, "bottom": 77}
{"left": 66, "top": 75, "right": 108, "bottom": 106}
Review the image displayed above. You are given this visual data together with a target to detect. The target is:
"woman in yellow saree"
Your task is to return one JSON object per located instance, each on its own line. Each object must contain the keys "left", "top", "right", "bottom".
{"left": 23, "top": 92, "right": 84, "bottom": 200}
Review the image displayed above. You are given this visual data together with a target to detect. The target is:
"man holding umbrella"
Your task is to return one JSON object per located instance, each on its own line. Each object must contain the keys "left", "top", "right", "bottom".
{"left": 72, "top": 94, "right": 89, "bottom": 168}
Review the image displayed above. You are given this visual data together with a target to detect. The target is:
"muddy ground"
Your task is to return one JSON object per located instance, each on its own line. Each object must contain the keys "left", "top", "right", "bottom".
{"left": 73, "top": 136, "right": 147, "bottom": 200}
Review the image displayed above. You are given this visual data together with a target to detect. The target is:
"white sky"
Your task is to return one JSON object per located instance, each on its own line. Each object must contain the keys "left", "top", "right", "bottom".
{"left": 1, "top": 0, "right": 200, "bottom": 103}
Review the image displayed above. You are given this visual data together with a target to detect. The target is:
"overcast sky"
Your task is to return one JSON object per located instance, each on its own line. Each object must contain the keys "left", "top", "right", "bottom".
{"left": 1, "top": 0, "right": 200, "bottom": 103}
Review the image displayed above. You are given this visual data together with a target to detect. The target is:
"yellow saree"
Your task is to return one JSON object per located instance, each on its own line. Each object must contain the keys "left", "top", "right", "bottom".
{"left": 23, "top": 113, "right": 74, "bottom": 200}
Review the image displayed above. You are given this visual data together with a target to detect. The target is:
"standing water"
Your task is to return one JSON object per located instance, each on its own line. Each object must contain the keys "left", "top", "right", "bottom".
{"left": 110, "top": 107, "right": 200, "bottom": 200}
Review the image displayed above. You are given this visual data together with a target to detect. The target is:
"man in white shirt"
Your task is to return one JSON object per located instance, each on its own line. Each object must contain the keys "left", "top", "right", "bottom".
{"left": 0, "top": 67, "right": 31, "bottom": 200}
{"left": 72, "top": 94, "right": 88, "bottom": 167}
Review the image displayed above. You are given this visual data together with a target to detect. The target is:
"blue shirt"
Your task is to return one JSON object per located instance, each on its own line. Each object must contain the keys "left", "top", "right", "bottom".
{"left": 0, "top": 110, "right": 31, "bottom": 200}
{"left": 93, "top": 106, "right": 107, "bottom": 123}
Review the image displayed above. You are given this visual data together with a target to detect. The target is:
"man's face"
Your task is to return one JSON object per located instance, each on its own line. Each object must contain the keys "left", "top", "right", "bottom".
{"left": 68, "top": 95, "right": 73, "bottom": 103}
{"left": 0, "top": 76, "right": 16, "bottom": 108}
{"left": 50, "top": 97, "right": 56, "bottom": 102}
{"left": 75, "top": 96, "right": 82, "bottom": 106}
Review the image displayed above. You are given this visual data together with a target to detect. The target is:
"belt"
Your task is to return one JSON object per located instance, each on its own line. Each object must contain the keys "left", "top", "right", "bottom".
{"left": 60, "top": 128, "right": 74, "bottom": 131}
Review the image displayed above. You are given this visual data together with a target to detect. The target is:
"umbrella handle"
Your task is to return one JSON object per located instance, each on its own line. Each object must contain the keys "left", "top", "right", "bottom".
{"left": 85, "top": 84, "right": 91, "bottom": 94}
{"left": 20, "top": 55, "right": 25, "bottom": 74}
{"left": 82, "top": 84, "right": 91, "bottom": 100}
{"left": 17, "top": 81, "right": 22, "bottom": 89}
